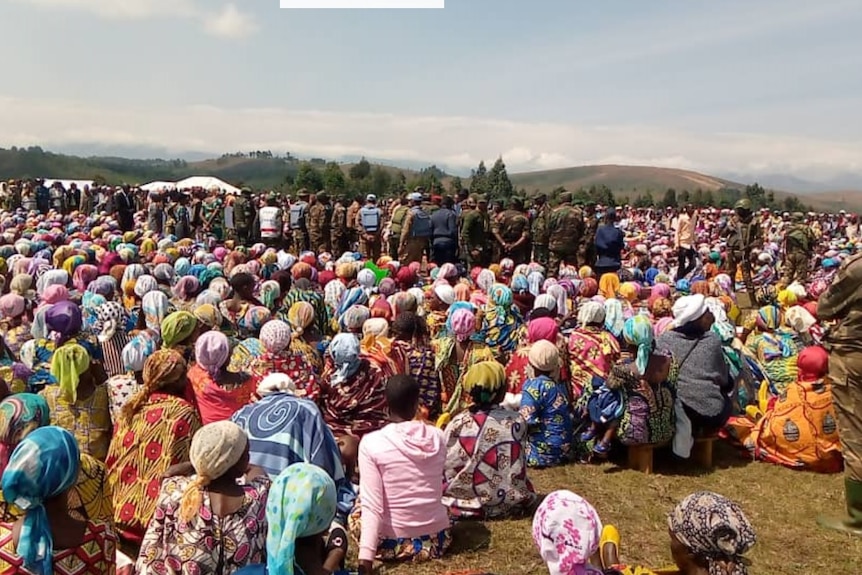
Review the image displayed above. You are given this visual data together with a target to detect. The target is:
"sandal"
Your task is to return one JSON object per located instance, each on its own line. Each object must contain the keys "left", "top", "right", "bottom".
{"left": 592, "top": 441, "right": 611, "bottom": 456}
{"left": 580, "top": 429, "right": 598, "bottom": 442}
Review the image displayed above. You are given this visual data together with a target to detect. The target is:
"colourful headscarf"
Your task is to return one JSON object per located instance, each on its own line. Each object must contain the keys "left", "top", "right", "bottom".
{"left": 462, "top": 361, "right": 506, "bottom": 405}
{"left": 50, "top": 344, "right": 91, "bottom": 403}
{"left": 195, "top": 331, "right": 230, "bottom": 376}
{"left": 0, "top": 294, "right": 25, "bottom": 320}
{"left": 287, "top": 302, "right": 315, "bottom": 337}
{"left": 532, "top": 490, "right": 603, "bottom": 575}
{"left": 797, "top": 345, "right": 828, "bottom": 382}
{"left": 44, "top": 301, "right": 82, "bottom": 345}
{"left": 755, "top": 305, "right": 782, "bottom": 331}
{"left": 122, "top": 332, "right": 158, "bottom": 372}
{"left": 603, "top": 299, "right": 624, "bottom": 339}
{"left": 447, "top": 307, "right": 476, "bottom": 343}
{"left": 668, "top": 492, "right": 756, "bottom": 575}
{"left": 622, "top": 315, "right": 653, "bottom": 375}
{"left": 260, "top": 320, "right": 292, "bottom": 354}
{"left": 161, "top": 311, "right": 198, "bottom": 348}
{"left": 598, "top": 273, "right": 620, "bottom": 299}
{"left": 528, "top": 317, "right": 558, "bottom": 344}
{"left": 328, "top": 333, "right": 361, "bottom": 386}
{"left": 2, "top": 426, "right": 81, "bottom": 575}
{"left": 0, "top": 394, "right": 50, "bottom": 475}
{"left": 142, "top": 291, "right": 172, "bottom": 332}
{"left": 263, "top": 463, "right": 337, "bottom": 575}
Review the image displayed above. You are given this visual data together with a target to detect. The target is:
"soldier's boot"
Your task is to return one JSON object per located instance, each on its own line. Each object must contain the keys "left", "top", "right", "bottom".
{"left": 818, "top": 478, "right": 862, "bottom": 536}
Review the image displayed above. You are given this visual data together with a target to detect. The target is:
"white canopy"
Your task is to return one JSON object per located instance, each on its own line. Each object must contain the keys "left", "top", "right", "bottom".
{"left": 42, "top": 178, "right": 94, "bottom": 190}
{"left": 174, "top": 176, "right": 240, "bottom": 194}
{"left": 140, "top": 181, "right": 177, "bottom": 192}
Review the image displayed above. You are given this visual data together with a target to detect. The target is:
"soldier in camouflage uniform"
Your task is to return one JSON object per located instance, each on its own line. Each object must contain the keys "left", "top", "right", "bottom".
{"left": 460, "top": 196, "right": 490, "bottom": 268}
{"left": 579, "top": 202, "right": 598, "bottom": 269}
{"left": 289, "top": 190, "right": 310, "bottom": 253}
{"left": 531, "top": 194, "right": 551, "bottom": 268}
{"left": 817, "top": 251, "right": 862, "bottom": 535}
{"left": 781, "top": 212, "right": 814, "bottom": 286}
{"left": 548, "top": 192, "right": 585, "bottom": 277}
{"left": 233, "top": 187, "right": 255, "bottom": 245}
{"left": 308, "top": 192, "right": 332, "bottom": 254}
{"left": 330, "top": 196, "right": 348, "bottom": 256}
{"left": 388, "top": 196, "right": 410, "bottom": 260}
{"left": 721, "top": 199, "right": 762, "bottom": 302}
{"left": 492, "top": 197, "right": 531, "bottom": 266}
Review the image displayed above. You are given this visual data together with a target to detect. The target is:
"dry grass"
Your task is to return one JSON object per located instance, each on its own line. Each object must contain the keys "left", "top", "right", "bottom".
{"left": 370, "top": 442, "right": 862, "bottom": 575}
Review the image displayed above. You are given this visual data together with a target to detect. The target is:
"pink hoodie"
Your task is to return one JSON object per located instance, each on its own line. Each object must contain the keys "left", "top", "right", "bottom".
{"left": 358, "top": 420, "right": 449, "bottom": 561}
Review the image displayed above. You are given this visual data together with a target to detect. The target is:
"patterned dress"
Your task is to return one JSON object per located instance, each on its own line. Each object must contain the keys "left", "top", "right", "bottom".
{"left": 519, "top": 375, "right": 573, "bottom": 467}
{"left": 317, "top": 357, "right": 392, "bottom": 439}
{"left": 615, "top": 358, "right": 678, "bottom": 446}
{"left": 247, "top": 351, "right": 320, "bottom": 399}
{"left": 0, "top": 519, "right": 117, "bottom": 575}
{"left": 442, "top": 407, "right": 537, "bottom": 519}
{"left": 41, "top": 384, "right": 112, "bottom": 461}
{"left": 392, "top": 340, "right": 441, "bottom": 419}
{"left": 106, "top": 393, "right": 202, "bottom": 545}
{"left": 567, "top": 327, "right": 620, "bottom": 398}
{"left": 136, "top": 476, "right": 271, "bottom": 575}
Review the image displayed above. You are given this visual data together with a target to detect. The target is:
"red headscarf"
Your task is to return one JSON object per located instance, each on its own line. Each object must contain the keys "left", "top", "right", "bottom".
{"left": 527, "top": 317, "right": 558, "bottom": 344}
{"left": 797, "top": 345, "right": 828, "bottom": 382}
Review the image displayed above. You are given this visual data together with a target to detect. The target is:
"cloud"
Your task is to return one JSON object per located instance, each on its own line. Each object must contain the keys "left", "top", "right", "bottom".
{"left": 12, "top": 0, "right": 256, "bottom": 39}
{"left": 1, "top": 95, "right": 862, "bottom": 180}
{"left": 204, "top": 3, "right": 258, "bottom": 39}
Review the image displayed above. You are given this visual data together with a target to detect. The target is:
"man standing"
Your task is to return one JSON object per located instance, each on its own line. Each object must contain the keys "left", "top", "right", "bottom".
{"left": 259, "top": 194, "right": 284, "bottom": 249}
{"left": 430, "top": 196, "right": 459, "bottom": 265}
{"left": 387, "top": 195, "right": 410, "bottom": 260}
{"left": 308, "top": 192, "right": 332, "bottom": 254}
{"left": 675, "top": 204, "right": 697, "bottom": 279}
{"left": 781, "top": 212, "right": 814, "bottom": 286}
{"left": 399, "top": 192, "right": 432, "bottom": 265}
{"left": 531, "top": 194, "right": 551, "bottom": 269}
{"left": 233, "top": 187, "right": 255, "bottom": 245}
{"left": 35, "top": 179, "right": 49, "bottom": 214}
{"left": 460, "top": 195, "right": 490, "bottom": 268}
{"left": 548, "top": 192, "right": 584, "bottom": 277}
{"left": 330, "top": 196, "right": 348, "bottom": 256}
{"left": 492, "top": 197, "right": 531, "bottom": 266}
{"left": 114, "top": 184, "right": 136, "bottom": 232}
{"left": 721, "top": 199, "right": 761, "bottom": 302}
{"left": 346, "top": 196, "right": 362, "bottom": 251}
{"left": 579, "top": 202, "right": 598, "bottom": 269}
{"left": 289, "top": 190, "right": 310, "bottom": 253}
{"left": 817, "top": 252, "right": 862, "bottom": 536}
{"left": 357, "top": 194, "right": 383, "bottom": 261}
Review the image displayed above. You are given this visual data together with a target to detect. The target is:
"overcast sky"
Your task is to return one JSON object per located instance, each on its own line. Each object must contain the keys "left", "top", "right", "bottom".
{"left": 2, "top": 0, "right": 862, "bottom": 178}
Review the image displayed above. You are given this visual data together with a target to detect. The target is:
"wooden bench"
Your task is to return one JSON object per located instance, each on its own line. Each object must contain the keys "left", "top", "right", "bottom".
{"left": 626, "top": 436, "right": 717, "bottom": 474}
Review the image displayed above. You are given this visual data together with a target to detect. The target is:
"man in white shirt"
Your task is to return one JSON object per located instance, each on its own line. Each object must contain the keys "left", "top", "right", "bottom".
{"left": 675, "top": 204, "right": 697, "bottom": 279}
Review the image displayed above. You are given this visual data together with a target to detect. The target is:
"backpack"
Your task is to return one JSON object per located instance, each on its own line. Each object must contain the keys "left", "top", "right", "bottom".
{"left": 410, "top": 206, "right": 432, "bottom": 238}
{"left": 289, "top": 202, "right": 307, "bottom": 230}
{"left": 359, "top": 206, "right": 380, "bottom": 232}
{"left": 787, "top": 226, "right": 810, "bottom": 251}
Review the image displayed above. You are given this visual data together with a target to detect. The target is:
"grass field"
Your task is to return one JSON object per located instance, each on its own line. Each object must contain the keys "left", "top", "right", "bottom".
{"left": 372, "top": 441, "right": 862, "bottom": 575}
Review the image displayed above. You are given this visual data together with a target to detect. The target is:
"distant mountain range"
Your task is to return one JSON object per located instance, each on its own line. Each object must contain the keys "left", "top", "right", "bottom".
{"left": 3, "top": 145, "right": 862, "bottom": 211}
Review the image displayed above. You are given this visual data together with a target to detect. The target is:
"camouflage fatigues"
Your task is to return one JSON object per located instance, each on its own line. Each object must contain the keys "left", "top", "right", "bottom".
{"left": 531, "top": 204, "right": 551, "bottom": 268}
{"left": 548, "top": 204, "right": 584, "bottom": 276}
{"left": 289, "top": 200, "right": 309, "bottom": 253}
{"left": 308, "top": 201, "right": 332, "bottom": 254}
{"left": 331, "top": 203, "right": 348, "bottom": 255}
{"left": 492, "top": 209, "right": 531, "bottom": 266}
{"left": 233, "top": 194, "right": 254, "bottom": 245}
{"left": 722, "top": 215, "right": 761, "bottom": 298}
{"left": 579, "top": 214, "right": 598, "bottom": 269}
{"left": 460, "top": 208, "right": 490, "bottom": 268}
{"left": 782, "top": 222, "right": 814, "bottom": 285}
{"left": 388, "top": 204, "right": 409, "bottom": 260}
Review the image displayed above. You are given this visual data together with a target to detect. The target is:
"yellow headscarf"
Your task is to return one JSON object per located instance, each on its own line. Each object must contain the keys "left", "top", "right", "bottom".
{"left": 161, "top": 311, "right": 198, "bottom": 348}
{"left": 462, "top": 361, "right": 506, "bottom": 396}
{"left": 50, "top": 344, "right": 91, "bottom": 403}
{"left": 777, "top": 289, "right": 797, "bottom": 309}
{"left": 599, "top": 273, "right": 620, "bottom": 299}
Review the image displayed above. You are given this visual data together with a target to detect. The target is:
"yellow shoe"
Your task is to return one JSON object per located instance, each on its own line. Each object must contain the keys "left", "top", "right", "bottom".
{"left": 600, "top": 525, "right": 621, "bottom": 570}
{"left": 436, "top": 413, "right": 452, "bottom": 429}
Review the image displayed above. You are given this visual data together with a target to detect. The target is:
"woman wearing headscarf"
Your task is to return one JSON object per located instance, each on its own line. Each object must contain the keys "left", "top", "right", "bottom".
{"left": 518, "top": 340, "right": 573, "bottom": 468}
{"left": 425, "top": 282, "right": 455, "bottom": 340}
{"left": 170, "top": 275, "right": 200, "bottom": 312}
{"left": 188, "top": 331, "right": 255, "bottom": 425}
{"left": 442, "top": 361, "right": 536, "bottom": 519}
{"left": 285, "top": 301, "right": 324, "bottom": 375}
{"left": 507, "top": 316, "right": 572, "bottom": 407}
{"left": 743, "top": 305, "right": 800, "bottom": 396}
{"left": 478, "top": 284, "right": 523, "bottom": 363}
{"left": 106, "top": 349, "right": 202, "bottom": 547}
{"left": 0, "top": 426, "right": 118, "bottom": 575}
{"left": 568, "top": 302, "right": 621, "bottom": 399}
{"left": 532, "top": 490, "right": 603, "bottom": 575}
{"left": 233, "top": 464, "right": 344, "bottom": 575}
{"left": 137, "top": 421, "right": 270, "bottom": 574}
{"left": 39, "top": 344, "right": 110, "bottom": 461}
{"left": 26, "top": 301, "right": 102, "bottom": 392}
{"left": 94, "top": 301, "right": 131, "bottom": 379}
{"left": 230, "top": 375, "right": 355, "bottom": 524}
{"left": 160, "top": 310, "right": 199, "bottom": 360}
{"left": 390, "top": 311, "right": 440, "bottom": 419}
{"left": 0, "top": 293, "right": 30, "bottom": 358}
{"left": 727, "top": 345, "right": 842, "bottom": 473}
{"left": 280, "top": 278, "right": 331, "bottom": 338}
{"left": 657, "top": 294, "right": 732, "bottom": 435}
{"left": 140, "top": 290, "right": 173, "bottom": 339}
{"left": 106, "top": 332, "right": 157, "bottom": 423}
{"left": 434, "top": 306, "right": 494, "bottom": 421}
{"left": 317, "top": 333, "right": 395, "bottom": 439}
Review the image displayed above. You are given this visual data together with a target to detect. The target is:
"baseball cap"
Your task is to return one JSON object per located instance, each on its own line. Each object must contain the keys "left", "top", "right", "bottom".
{"left": 408, "top": 192, "right": 423, "bottom": 201}
{"left": 366, "top": 194, "right": 377, "bottom": 202}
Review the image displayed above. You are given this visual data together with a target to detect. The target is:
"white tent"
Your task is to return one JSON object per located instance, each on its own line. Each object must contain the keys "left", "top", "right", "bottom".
{"left": 140, "top": 181, "right": 177, "bottom": 192}
{"left": 42, "top": 178, "right": 94, "bottom": 190}
{"left": 174, "top": 176, "right": 240, "bottom": 194}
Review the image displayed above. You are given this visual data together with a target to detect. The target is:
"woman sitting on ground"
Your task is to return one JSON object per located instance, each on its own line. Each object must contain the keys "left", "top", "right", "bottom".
{"left": 442, "top": 362, "right": 537, "bottom": 519}
{"left": 106, "top": 349, "right": 202, "bottom": 548}
{"left": 390, "top": 311, "right": 440, "bottom": 419}
{"left": 0, "top": 426, "right": 118, "bottom": 575}
{"left": 247, "top": 319, "right": 319, "bottom": 398}
{"left": 518, "top": 340, "right": 573, "bottom": 468}
{"left": 532, "top": 489, "right": 756, "bottom": 575}
{"left": 657, "top": 294, "right": 732, "bottom": 433}
{"left": 568, "top": 301, "right": 620, "bottom": 399}
{"left": 188, "top": 331, "right": 255, "bottom": 425}
{"left": 352, "top": 374, "right": 450, "bottom": 566}
{"left": 137, "top": 421, "right": 271, "bottom": 574}
{"left": 234, "top": 463, "right": 346, "bottom": 575}
{"left": 434, "top": 306, "right": 494, "bottom": 420}
{"left": 743, "top": 305, "right": 800, "bottom": 395}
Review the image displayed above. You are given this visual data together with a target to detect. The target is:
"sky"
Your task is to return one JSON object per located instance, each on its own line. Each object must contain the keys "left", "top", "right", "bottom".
{"left": 2, "top": 0, "right": 862, "bottom": 181}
